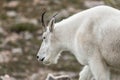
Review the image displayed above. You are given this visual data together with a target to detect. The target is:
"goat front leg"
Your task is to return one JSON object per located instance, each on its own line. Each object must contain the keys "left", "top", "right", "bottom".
{"left": 88, "top": 51, "right": 110, "bottom": 80}
{"left": 79, "top": 66, "right": 120, "bottom": 80}
{"left": 79, "top": 65, "right": 94, "bottom": 80}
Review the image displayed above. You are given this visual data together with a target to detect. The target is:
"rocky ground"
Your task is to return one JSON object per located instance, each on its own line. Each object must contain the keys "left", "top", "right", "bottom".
{"left": 0, "top": 0, "right": 106, "bottom": 80}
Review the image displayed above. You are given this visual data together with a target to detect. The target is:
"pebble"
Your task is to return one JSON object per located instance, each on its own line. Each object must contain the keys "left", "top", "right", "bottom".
{"left": 11, "top": 48, "right": 23, "bottom": 55}
{"left": 6, "top": 11, "right": 17, "bottom": 17}
{"left": 24, "top": 31, "right": 33, "bottom": 40}
{"left": 0, "top": 51, "right": 11, "bottom": 63}
{"left": 84, "top": 0, "right": 104, "bottom": 8}
{"left": 3, "top": 1, "right": 20, "bottom": 9}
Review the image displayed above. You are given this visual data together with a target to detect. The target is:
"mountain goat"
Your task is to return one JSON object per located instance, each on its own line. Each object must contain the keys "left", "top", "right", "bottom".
{"left": 37, "top": 6, "right": 120, "bottom": 80}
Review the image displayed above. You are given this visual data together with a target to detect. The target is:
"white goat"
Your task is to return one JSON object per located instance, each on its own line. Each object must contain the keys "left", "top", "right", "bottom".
{"left": 37, "top": 5, "right": 120, "bottom": 80}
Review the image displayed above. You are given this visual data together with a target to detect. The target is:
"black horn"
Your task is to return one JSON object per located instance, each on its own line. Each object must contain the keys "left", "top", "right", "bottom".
{"left": 41, "top": 11, "right": 46, "bottom": 28}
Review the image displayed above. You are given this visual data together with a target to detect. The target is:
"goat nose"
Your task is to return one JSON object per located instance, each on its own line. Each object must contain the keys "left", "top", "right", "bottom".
{"left": 37, "top": 56, "right": 39, "bottom": 59}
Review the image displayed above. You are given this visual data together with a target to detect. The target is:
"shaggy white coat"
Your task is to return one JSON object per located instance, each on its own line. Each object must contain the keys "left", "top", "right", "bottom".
{"left": 37, "top": 5, "right": 120, "bottom": 80}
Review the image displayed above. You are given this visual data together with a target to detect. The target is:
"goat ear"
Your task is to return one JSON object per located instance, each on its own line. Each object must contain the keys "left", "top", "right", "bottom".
{"left": 48, "top": 18, "right": 55, "bottom": 32}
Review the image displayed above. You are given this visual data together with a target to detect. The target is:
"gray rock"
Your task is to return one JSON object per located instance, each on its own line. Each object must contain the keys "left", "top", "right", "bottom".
{"left": 29, "top": 19, "right": 38, "bottom": 25}
{"left": 11, "top": 48, "right": 23, "bottom": 55}
{"left": 0, "top": 27, "right": 7, "bottom": 36}
{"left": 6, "top": 11, "right": 17, "bottom": 17}
{"left": 16, "top": 16, "right": 38, "bottom": 25}
{"left": 67, "top": 7, "right": 78, "bottom": 13}
{"left": 4, "top": 33, "right": 22, "bottom": 43}
{"left": 24, "top": 31, "right": 33, "bottom": 40}
{"left": 33, "top": 0, "right": 49, "bottom": 5}
{"left": 60, "top": 9, "right": 70, "bottom": 17}
{"left": 3, "top": 1, "right": 20, "bottom": 9}
{"left": 0, "top": 74, "right": 16, "bottom": 80}
{"left": 0, "top": 51, "right": 11, "bottom": 63}
{"left": 29, "top": 73, "right": 40, "bottom": 80}
{"left": 84, "top": 1, "right": 104, "bottom": 8}
{"left": 15, "top": 16, "right": 29, "bottom": 23}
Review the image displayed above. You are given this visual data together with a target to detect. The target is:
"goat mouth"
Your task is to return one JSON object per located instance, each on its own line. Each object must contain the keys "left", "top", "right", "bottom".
{"left": 41, "top": 57, "right": 45, "bottom": 61}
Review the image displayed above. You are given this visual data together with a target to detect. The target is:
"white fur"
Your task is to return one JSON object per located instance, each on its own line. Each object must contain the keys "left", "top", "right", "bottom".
{"left": 37, "top": 5, "right": 120, "bottom": 80}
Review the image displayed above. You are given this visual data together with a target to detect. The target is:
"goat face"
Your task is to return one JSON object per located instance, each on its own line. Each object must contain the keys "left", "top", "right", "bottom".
{"left": 37, "top": 18, "right": 61, "bottom": 65}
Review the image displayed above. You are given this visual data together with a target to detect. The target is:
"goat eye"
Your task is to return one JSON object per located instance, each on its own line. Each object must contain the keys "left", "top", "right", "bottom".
{"left": 43, "top": 37, "right": 46, "bottom": 39}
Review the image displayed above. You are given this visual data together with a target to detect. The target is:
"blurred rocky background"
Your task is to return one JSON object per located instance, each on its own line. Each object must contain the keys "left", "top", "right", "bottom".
{"left": 0, "top": 0, "right": 119, "bottom": 80}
